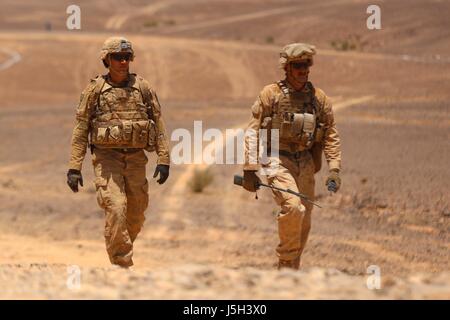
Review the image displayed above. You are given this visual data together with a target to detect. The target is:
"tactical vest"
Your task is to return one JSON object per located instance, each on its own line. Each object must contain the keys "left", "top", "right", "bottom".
{"left": 271, "top": 81, "right": 318, "bottom": 152}
{"left": 89, "top": 74, "right": 157, "bottom": 149}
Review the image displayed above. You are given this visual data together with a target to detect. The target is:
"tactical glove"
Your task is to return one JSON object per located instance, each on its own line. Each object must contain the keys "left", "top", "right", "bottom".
{"left": 153, "top": 164, "right": 170, "bottom": 184}
{"left": 326, "top": 170, "right": 341, "bottom": 193}
{"left": 67, "top": 169, "right": 83, "bottom": 193}
{"left": 242, "top": 170, "right": 262, "bottom": 192}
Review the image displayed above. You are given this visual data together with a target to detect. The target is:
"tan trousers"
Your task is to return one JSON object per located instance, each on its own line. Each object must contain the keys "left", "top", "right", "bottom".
{"left": 265, "top": 151, "right": 315, "bottom": 264}
{"left": 92, "top": 148, "right": 149, "bottom": 267}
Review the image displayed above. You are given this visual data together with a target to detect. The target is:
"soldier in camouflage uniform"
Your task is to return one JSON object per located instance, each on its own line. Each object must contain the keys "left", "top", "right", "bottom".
{"left": 67, "top": 36, "right": 170, "bottom": 268}
{"left": 243, "top": 43, "right": 342, "bottom": 270}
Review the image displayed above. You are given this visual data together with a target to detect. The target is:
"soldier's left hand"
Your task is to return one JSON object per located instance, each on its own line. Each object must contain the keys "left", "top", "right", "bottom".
{"left": 153, "top": 164, "right": 170, "bottom": 184}
{"left": 67, "top": 169, "right": 83, "bottom": 193}
{"left": 326, "top": 170, "right": 341, "bottom": 193}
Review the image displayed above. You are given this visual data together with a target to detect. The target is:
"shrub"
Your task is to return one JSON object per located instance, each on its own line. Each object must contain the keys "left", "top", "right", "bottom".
{"left": 265, "top": 36, "right": 274, "bottom": 44}
{"left": 189, "top": 167, "right": 214, "bottom": 193}
{"left": 144, "top": 20, "right": 158, "bottom": 28}
{"left": 331, "top": 34, "right": 366, "bottom": 51}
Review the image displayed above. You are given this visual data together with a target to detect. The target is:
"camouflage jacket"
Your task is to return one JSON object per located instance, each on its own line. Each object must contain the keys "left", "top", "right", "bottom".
{"left": 68, "top": 74, "right": 170, "bottom": 171}
{"left": 244, "top": 80, "right": 341, "bottom": 172}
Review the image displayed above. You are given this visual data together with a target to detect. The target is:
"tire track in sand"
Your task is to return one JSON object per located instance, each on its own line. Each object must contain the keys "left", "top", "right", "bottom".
{"left": 159, "top": 0, "right": 350, "bottom": 35}
{"left": 0, "top": 48, "right": 21, "bottom": 71}
{"left": 160, "top": 4, "right": 305, "bottom": 35}
{"left": 105, "top": 1, "right": 177, "bottom": 30}
{"left": 2, "top": 32, "right": 447, "bottom": 68}
{"left": 342, "top": 239, "right": 434, "bottom": 270}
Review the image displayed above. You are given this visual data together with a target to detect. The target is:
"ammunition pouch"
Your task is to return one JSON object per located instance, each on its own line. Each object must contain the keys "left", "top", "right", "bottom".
{"left": 271, "top": 80, "right": 325, "bottom": 171}
{"left": 91, "top": 119, "right": 156, "bottom": 149}
{"left": 280, "top": 112, "right": 316, "bottom": 148}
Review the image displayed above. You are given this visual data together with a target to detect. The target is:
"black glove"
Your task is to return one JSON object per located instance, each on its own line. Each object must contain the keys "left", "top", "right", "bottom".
{"left": 153, "top": 164, "right": 170, "bottom": 184}
{"left": 67, "top": 169, "right": 83, "bottom": 193}
{"left": 326, "top": 170, "right": 341, "bottom": 193}
{"left": 242, "top": 171, "right": 262, "bottom": 192}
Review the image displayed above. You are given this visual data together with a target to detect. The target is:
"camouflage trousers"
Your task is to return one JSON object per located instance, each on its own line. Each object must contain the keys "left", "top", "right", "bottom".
{"left": 92, "top": 147, "right": 149, "bottom": 267}
{"left": 264, "top": 151, "right": 315, "bottom": 266}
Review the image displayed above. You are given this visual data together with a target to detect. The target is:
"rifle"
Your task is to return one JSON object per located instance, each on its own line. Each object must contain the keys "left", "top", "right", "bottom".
{"left": 233, "top": 174, "right": 322, "bottom": 209}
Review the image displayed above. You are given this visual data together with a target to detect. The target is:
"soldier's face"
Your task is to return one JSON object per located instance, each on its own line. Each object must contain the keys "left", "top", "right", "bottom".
{"left": 108, "top": 52, "right": 131, "bottom": 75}
{"left": 286, "top": 61, "right": 311, "bottom": 90}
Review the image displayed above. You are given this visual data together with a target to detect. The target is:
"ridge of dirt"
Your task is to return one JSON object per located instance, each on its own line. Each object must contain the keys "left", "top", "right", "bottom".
{"left": 0, "top": 263, "right": 448, "bottom": 299}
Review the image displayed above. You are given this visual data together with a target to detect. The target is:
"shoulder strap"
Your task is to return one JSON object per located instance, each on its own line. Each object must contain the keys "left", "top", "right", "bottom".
{"left": 137, "top": 76, "right": 155, "bottom": 120}
{"left": 266, "top": 81, "right": 286, "bottom": 117}
{"left": 92, "top": 75, "right": 106, "bottom": 112}
{"left": 87, "top": 75, "right": 105, "bottom": 151}
{"left": 277, "top": 80, "right": 290, "bottom": 96}
{"left": 308, "top": 82, "right": 322, "bottom": 116}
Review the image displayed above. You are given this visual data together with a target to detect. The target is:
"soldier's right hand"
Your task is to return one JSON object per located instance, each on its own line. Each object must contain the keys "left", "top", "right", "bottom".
{"left": 67, "top": 169, "right": 83, "bottom": 193}
{"left": 242, "top": 170, "right": 262, "bottom": 192}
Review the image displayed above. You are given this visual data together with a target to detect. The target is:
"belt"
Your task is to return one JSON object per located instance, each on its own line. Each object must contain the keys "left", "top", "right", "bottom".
{"left": 278, "top": 149, "right": 310, "bottom": 160}
{"left": 113, "top": 148, "right": 141, "bottom": 154}
{"left": 91, "top": 145, "right": 142, "bottom": 154}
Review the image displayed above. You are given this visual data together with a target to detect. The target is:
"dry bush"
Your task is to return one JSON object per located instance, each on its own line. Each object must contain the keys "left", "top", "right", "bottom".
{"left": 188, "top": 168, "right": 214, "bottom": 193}
{"left": 331, "top": 34, "right": 367, "bottom": 51}
{"left": 265, "top": 36, "right": 274, "bottom": 44}
{"left": 143, "top": 20, "right": 158, "bottom": 28}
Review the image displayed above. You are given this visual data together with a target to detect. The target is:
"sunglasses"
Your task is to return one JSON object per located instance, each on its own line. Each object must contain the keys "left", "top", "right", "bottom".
{"left": 110, "top": 53, "right": 132, "bottom": 62}
{"left": 291, "top": 61, "right": 311, "bottom": 69}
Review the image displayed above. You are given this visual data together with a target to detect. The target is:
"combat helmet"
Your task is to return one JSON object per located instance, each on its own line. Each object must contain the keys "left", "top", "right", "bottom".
{"left": 279, "top": 43, "right": 316, "bottom": 69}
{"left": 100, "top": 36, "right": 134, "bottom": 68}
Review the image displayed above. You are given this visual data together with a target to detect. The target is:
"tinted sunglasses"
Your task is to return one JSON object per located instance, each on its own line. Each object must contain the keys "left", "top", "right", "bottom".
{"left": 291, "top": 61, "right": 311, "bottom": 69}
{"left": 110, "top": 53, "right": 132, "bottom": 62}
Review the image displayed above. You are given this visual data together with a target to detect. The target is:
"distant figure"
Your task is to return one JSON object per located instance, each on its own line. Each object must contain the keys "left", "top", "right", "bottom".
{"left": 67, "top": 37, "right": 171, "bottom": 268}
{"left": 242, "top": 43, "right": 342, "bottom": 269}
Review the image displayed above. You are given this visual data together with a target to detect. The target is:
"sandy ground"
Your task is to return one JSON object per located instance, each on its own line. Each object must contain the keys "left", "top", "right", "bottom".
{"left": 0, "top": 0, "right": 449, "bottom": 299}
{"left": 1, "top": 263, "right": 448, "bottom": 299}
